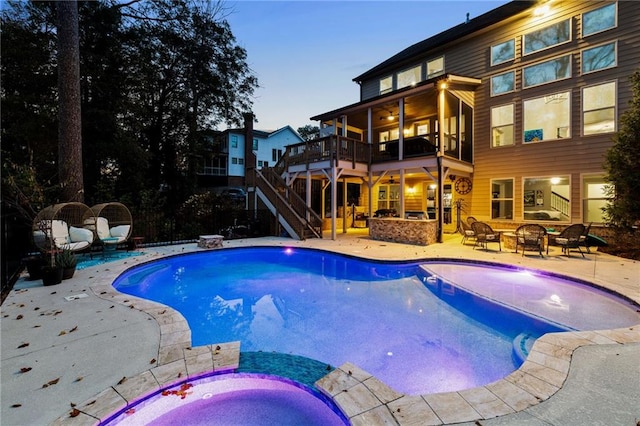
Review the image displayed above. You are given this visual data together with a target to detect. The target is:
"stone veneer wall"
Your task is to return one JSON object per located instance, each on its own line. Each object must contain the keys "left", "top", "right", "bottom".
{"left": 369, "top": 218, "right": 438, "bottom": 246}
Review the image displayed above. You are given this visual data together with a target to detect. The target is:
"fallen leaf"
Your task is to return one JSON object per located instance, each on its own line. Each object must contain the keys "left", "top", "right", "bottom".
{"left": 149, "top": 358, "right": 156, "bottom": 364}
{"left": 70, "top": 408, "right": 81, "bottom": 417}
{"left": 69, "top": 326, "right": 78, "bottom": 333}
{"left": 34, "top": 307, "right": 40, "bottom": 311}
{"left": 20, "top": 367, "right": 32, "bottom": 373}
{"left": 33, "top": 325, "right": 41, "bottom": 328}
{"left": 11, "top": 404, "right": 22, "bottom": 408}
{"left": 117, "top": 376, "right": 127, "bottom": 385}
{"left": 16, "top": 314, "right": 23, "bottom": 320}
{"left": 70, "top": 402, "right": 76, "bottom": 407}
{"left": 74, "top": 376, "right": 83, "bottom": 382}
{"left": 59, "top": 331, "right": 67, "bottom": 336}
{"left": 17, "top": 342, "right": 29, "bottom": 349}
{"left": 47, "top": 378, "right": 60, "bottom": 386}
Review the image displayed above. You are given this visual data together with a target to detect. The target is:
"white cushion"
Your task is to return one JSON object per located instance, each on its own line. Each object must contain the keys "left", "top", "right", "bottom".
{"left": 62, "top": 241, "right": 91, "bottom": 251}
{"left": 95, "top": 217, "right": 111, "bottom": 239}
{"left": 51, "top": 220, "right": 70, "bottom": 246}
{"left": 69, "top": 226, "right": 94, "bottom": 244}
{"left": 110, "top": 225, "right": 130, "bottom": 238}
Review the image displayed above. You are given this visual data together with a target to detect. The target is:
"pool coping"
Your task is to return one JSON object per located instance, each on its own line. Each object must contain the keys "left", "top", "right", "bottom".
{"left": 50, "top": 246, "right": 640, "bottom": 425}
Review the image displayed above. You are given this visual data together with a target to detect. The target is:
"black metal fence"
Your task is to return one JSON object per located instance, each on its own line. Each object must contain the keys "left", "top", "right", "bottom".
{"left": 1, "top": 203, "right": 272, "bottom": 303}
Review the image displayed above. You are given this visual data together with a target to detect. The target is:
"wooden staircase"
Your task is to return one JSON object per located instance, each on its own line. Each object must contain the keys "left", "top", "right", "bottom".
{"left": 254, "top": 165, "right": 322, "bottom": 240}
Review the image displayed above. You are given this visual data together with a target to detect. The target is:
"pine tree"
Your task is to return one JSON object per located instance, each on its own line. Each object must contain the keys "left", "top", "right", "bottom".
{"left": 604, "top": 71, "right": 640, "bottom": 231}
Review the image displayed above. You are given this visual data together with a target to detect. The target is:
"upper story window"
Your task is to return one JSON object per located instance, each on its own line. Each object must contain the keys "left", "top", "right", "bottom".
{"left": 491, "top": 104, "right": 514, "bottom": 147}
{"left": 231, "top": 135, "right": 238, "bottom": 148}
{"left": 379, "top": 75, "right": 393, "bottom": 95}
{"left": 583, "top": 3, "right": 616, "bottom": 37}
{"left": 491, "top": 39, "right": 515, "bottom": 66}
{"left": 397, "top": 65, "right": 421, "bottom": 89}
{"left": 582, "top": 41, "right": 616, "bottom": 74}
{"left": 523, "top": 91, "right": 571, "bottom": 143}
{"left": 523, "top": 54, "right": 571, "bottom": 88}
{"left": 491, "top": 71, "right": 515, "bottom": 96}
{"left": 427, "top": 56, "right": 444, "bottom": 79}
{"left": 523, "top": 18, "right": 571, "bottom": 55}
{"left": 252, "top": 138, "right": 258, "bottom": 150}
{"left": 583, "top": 81, "right": 616, "bottom": 135}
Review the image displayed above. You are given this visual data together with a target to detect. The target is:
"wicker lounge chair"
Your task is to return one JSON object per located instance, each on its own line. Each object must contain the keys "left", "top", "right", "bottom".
{"left": 32, "top": 203, "right": 95, "bottom": 253}
{"left": 515, "top": 224, "right": 547, "bottom": 257}
{"left": 460, "top": 220, "right": 476, "bottom": 245}
{"left": 554, "top": 223, "right": 586, "bottom": 257}
{"left": 471, "top": 222, "right": 501, "bottom": 251}
{"left": 88, "top": 202, "right": 133, "bottom": 247}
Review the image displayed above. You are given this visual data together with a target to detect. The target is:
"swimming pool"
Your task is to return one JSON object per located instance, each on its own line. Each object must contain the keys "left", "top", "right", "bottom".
{"left": 113, "top": 247, "right": 640, "bottom": 396}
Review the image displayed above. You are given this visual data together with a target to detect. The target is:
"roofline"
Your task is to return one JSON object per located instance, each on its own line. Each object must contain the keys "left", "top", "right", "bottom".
{"left": 352, "top": 0, "right": 537, "bottom": 83}
{"left": 310, "top": 73, "right": 480, "bottom": 122}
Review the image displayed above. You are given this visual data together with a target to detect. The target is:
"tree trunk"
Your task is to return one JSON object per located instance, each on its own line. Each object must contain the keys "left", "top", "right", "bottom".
{"left": 56, "top": 1, "right": 84, "bottom": 202}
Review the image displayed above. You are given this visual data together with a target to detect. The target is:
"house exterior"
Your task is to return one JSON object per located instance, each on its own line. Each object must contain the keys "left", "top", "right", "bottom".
{"left": 198, "top": 122, "right": 303, "bottom": 189}
{"left": 272, "top": 0, "right": 638, "bottom": 242}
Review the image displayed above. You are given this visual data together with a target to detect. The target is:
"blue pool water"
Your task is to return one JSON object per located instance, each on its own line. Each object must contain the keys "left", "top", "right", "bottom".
{"left": 114, "top": 247, "right": 640, "bottom": 395}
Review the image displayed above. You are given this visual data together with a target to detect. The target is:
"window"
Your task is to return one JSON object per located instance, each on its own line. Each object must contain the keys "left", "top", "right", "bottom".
{"left": 252, "top": 138, "right": 258, "bottom": 150}
{"left": 523, "top": 176, "right": 570, "bottom": 221}
{"left": 380, "top": 75, "right": 393, "bottom": 95}
{"left": 583, "top": 3, "right": 616, "bottom": 37}
{"left": 231, "top": 135, "right": 238, "bottom": 148}
{"left": 257, "top": 160, "right": 263, "bottom": 167}
{"left": 583, "top": 175, "right": 609, "bottom": 223}
{"left": 491, "top": 39, "right": 515, "bottom": 66}
{"left": 231, "top": 157, "right": 238, "bottom": 164}
{"left": 583, "top": 81, "right": 616, "bottom": 135}
{"left": 397, "top": 65, "right": 421, "bottom": 89}
{"left": 523, "top": 91, "right": 571, "bottom": 142}
{"left": 377, "top": 184, "right": 400, "bottom": 211}
{"left": 491, "top": 104, "right": 514, "bottom": 147}
{"left": 272, "top": 149, "right": 277, "bottom": 162}
{"left": 491, "top": 71, "right": 515, "bottom": 96}
{"left": 582, "top": 42, "right": 616, "bottom": 74}
{"left": 523, "top": 19, "right": 570, "bottom": 55}
{"left": 427, "top": 56, "right": 444, "bottom": 78}
{"left": 238, "top": 158, "right": 244, "bottom": 165}
{"left": 523, "top": 54, "right": 571, "bottom": 88}
{"left": 491, "top": 179, "right": 513, "bottom": 220}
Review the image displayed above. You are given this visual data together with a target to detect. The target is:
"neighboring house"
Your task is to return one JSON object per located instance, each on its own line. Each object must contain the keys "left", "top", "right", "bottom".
{"left": 270, "top": 0, "right": 638, "bottom": 241}
{"left": 198, "top": 122, "right": 303, "bottom": 189}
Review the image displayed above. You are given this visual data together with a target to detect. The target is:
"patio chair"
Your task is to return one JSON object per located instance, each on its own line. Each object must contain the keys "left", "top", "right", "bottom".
{"left": 32, "top": 203, "right": 95, "bottom": 253}
{"left": 554, "top": 223, "right": 586, "bottom": 257}
{"left": 515, "top": 224, "right": 547, "bottom": 257}
{"left": 471, "top": 221, "right": 501, "bottom": 251}
{"left": 466, "top": 216, "right": 477, "bottom": 225}
{"left": 88, "top": 202, "right": 133, "bottom": 248}
{"left": 459, "top": 220, "right": 476, "bottom": 245}
{"left": 579, "top": 222, "right": 592, "bottom": 253}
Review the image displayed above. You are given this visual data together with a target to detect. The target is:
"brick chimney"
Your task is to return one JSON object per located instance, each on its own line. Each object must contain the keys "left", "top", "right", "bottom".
{"left": 243, "top": 112, "right": 256, "bottom": 187}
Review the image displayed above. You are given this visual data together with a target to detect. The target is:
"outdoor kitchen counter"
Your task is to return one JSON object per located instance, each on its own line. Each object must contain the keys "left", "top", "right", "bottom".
{"left": 368, "top": 217, "right": 438, "bottom": 246}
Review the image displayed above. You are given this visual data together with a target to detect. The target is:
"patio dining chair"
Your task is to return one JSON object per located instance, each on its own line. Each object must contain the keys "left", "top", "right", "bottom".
{"left": 515, "top": 224, "right": 547, "bottom": 257}
{"left": 471, "top": 221, "right": 501, "bottom": 251}
{"left": 459, "top": 220, "right": 476, "bottom": 245}
{"left": 554, "top": 223, "right": 586, "bottom": 257}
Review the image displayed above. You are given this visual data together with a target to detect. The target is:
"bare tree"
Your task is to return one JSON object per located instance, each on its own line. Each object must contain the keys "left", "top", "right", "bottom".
{"left": 56, "top": 1, "right": 84, "bottom": 202}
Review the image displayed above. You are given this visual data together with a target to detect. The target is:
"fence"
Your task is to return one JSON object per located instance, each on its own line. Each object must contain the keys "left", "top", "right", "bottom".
{"left": 1, "top": 204, "right": 272, "bottom": 302}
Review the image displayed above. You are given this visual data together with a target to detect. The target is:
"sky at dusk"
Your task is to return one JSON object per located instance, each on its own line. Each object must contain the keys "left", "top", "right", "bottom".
{"left": 224, "top": 0, "right": 510, "bottom": 132}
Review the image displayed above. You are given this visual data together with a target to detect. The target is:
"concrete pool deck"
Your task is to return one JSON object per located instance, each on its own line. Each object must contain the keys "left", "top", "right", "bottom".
{"left": 1, "top": 230, "right": 638, "bottom": 425}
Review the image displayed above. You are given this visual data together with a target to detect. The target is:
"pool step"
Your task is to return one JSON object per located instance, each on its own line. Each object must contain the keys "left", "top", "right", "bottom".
{"left": 512, "top": 332, "right": 536, "bottom": 365}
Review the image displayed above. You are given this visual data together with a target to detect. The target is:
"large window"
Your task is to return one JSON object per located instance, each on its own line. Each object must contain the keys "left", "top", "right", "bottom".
{"left": 491, "top": 39, "right": 515, "bottom": 66}
{"left": 377, "top": 184, "right": 400, "bottom": 211}
{"left": 523, "top": 55, "right": 571, "bottom": 88}
{"left": 491, "top": 104, "right": 514, "bottom": 147}
{"left": 491, "top": 179, "right": 513, "bottom": 220}
{"left": 583, "top": 175, "right": 609, "bottom": 223}
{"left": 523, "top": 91, "right": 571, "bottom": 142}
{"left": 397, "top": 65, "right": 421, "bottom": 89}
{"left": 582, "top": 42, "right": 616, "bottom": 74}
{"left": 427, "top": 56, "right": 444, "bottom": 79}
{"left": 380, "top": 75, "right": 393, "bottom": 95}
{"left": 583, "top": 3, "right": 616, "bottom": 37}
{"left": 583, "top": 81, "right": 616, "bottom": 135}
{"left": 523, "top": 176, "right": 570, "bottom": 221}
{"left": 491, "top": 71, "right": 515, "bottom": 96}
{"left": 523, "top": 19, "right": 571, "bottom": 55}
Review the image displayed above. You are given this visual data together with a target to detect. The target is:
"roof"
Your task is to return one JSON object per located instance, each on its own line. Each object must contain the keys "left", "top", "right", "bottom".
{"left": 222, "top": 125, "right": 304, "bottom": 142}
{"left": 352, "top": 0, "right": 536, "bottom": 83}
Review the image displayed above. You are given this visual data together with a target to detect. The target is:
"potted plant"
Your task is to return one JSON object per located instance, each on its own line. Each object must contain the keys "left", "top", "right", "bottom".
{"left": 56, "top": 249, "right": 77, "bottom": 280}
